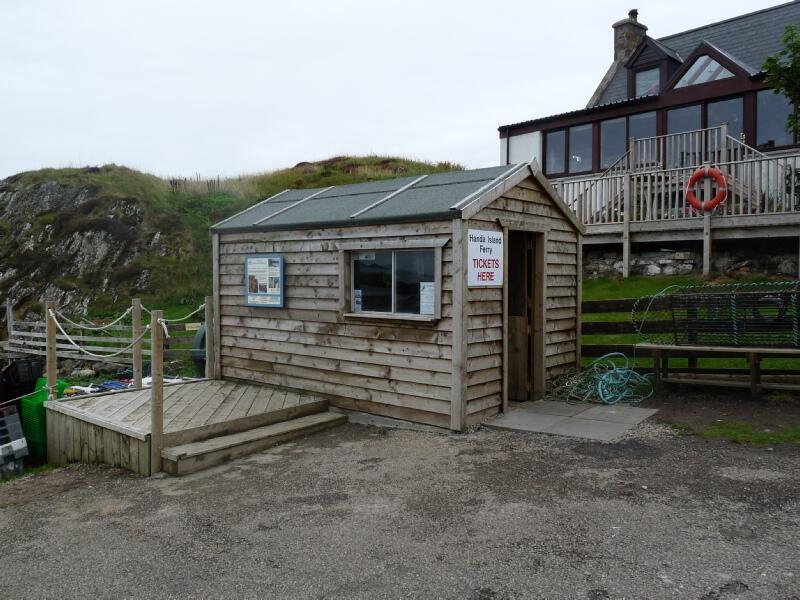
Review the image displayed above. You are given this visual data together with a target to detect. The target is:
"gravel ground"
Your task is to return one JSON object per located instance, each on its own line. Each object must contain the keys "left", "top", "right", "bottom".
{"left": 1, "top": 421, "right": 799, "bottom": 599}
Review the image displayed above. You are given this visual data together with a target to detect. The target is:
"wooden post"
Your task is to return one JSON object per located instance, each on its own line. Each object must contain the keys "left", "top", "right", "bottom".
{"left": 149, "top": 310, "right": 164, "bottom": 474}
{"left": 719, "top": 123, "right": 728, "bottom": 162}
{"left": 652, "top": 349, "right": 662, "bottom": 392}
{"left": 622, "top": 174, "right": 631, "bottom": 279}
{"left": 131, "top": 298, "right": 143, "bottom": 388}
{"left": 501, "top": 226, "right": 509, "bottom": 413}
{"left": 702, "top": 165, "right": 712, "bottom": 277}
{"left": 211, "top": 233, "right": 222, "bottom": 379}
{"left": 45, "top": 300, "right": 57, "bottom": 401}
{"left": 450, "top": 219, "right": 468, "bottom": 432}
{"left": 748, "top": 352, "right": 761, "bottom": 398}
{"left": 6, "top": 300, "right": 13, "bottom": 340}
{"left": 532, "top": 232, "right": 547, "bottom": 401}
{"left": 204, "top": 296, "right": 215, "bottom": 380}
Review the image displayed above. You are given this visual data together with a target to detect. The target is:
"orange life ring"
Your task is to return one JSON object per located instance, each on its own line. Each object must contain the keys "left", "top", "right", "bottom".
{"left": 686, "top": 166, "right": 727, "bottom": 212}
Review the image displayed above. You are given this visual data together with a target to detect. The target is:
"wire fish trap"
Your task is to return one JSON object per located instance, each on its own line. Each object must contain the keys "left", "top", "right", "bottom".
{"left": 631, "top": 281, "right": 800, "bottom": 348}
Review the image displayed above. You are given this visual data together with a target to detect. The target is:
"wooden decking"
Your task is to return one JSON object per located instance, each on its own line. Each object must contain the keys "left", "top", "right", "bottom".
{"left": 46, "top": 379, "right": 330, "bottom": 475}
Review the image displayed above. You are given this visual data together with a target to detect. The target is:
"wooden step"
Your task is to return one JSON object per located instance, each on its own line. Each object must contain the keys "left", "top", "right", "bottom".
{"left": 161, "top": 411, "right": 346, "bottom": 476}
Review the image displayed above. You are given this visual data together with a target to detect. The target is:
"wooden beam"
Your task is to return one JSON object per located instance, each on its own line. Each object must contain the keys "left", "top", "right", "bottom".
{"left": 212, "top": 233, "right": 222, "bottom": 380}
{"left": 204, "top": 296, "right": 215, "bottom": 380}
{"left": 622, "top": 174, "right": 631, "bottom": 279}
{"left": 45, "top": 300, "right": 57, "bottom": 401}
{"left": 532, "top": 233, "right": 547, "bottom": 400}
{"left": 149, "top": 310, "right": 164, "bottom": 474}
{"left": 501, "top": 225, "right": 509, "bottom": 413}
{"left": 131, "top": 298, "right": 143, "bottom": 388}
{"left": 575, "top": 232, "right": 583, "bottom": 367}
{"left": 6, "top": 300, "right": 13, "bottom": 340}
{"left": 450, "top": 220, "right": 468, "bottom": 432}
{"left": 702, "top": 213, "right": 712, "bottom": 277}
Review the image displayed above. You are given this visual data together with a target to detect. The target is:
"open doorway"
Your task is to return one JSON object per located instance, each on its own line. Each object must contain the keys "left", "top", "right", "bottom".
{"left": 505, "top": 230, "right": 546, "bottom": 405}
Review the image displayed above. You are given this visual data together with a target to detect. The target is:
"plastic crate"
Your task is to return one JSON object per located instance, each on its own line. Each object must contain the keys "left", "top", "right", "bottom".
{"left": 20, "top": 378, "right": 67, "bottom": 459}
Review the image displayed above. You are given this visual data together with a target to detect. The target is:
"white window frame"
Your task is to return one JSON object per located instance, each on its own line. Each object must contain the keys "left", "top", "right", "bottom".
{"left": 335, "top": 238, "right": 448, "bottom": 322}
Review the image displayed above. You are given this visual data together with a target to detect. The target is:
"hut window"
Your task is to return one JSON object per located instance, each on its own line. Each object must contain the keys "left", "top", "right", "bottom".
{"left": 352, "top": 249, "right": 435, "bottom": 316}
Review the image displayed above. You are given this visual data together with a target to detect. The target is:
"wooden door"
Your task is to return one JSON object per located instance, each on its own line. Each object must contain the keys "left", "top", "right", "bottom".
{"left": 507, "top": 232, "right": 533, "bottom": 401}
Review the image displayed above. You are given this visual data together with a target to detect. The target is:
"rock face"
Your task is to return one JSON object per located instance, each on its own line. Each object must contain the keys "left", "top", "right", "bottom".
{"left": 584, "top": 248, "right": 799, "bottom": 279}
{"left": 0, "top": 166, "right": 190, "bottom": 318}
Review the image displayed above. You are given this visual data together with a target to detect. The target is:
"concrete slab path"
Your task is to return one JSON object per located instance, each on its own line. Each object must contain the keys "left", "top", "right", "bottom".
{"left": 487, "top": 400, "right": 657, "bottom": 441}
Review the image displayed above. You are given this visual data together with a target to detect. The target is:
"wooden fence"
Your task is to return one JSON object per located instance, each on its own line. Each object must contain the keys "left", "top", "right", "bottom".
{"left": 4, "top": 299, "right": 201, "bottom": 366}
{"left": 581, "top": 298, "right": 800, "bottom": 377}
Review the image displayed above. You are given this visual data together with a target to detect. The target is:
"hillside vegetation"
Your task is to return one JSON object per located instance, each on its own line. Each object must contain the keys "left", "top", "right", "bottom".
{"left": 0, "top": 156, "right": 461, "bottom": 318}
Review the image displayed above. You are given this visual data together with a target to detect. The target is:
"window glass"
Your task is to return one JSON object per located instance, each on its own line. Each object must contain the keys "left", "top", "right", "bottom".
{"left": 667, "top": 105, "right": 701, "bottom": 134}
{"left": 708, "top": 97, "right": 743, "bottom": 140}
{"left": 635, "top": 68, "right": 660, "bottom": 96}
{"left": 395, "top": 250, "right": 435, "bottom": 314}
{"left": 600, "top": 117, "right": 626, "bottom": 169}
{"left": 545, "top": 130, "right": 566, "bottom": 174}
{"left": 674, "top": 55, "right": 734, "bottom": 88}
{"left": 353, "top": 251, "right": 392, "bottom": 312}
{"left": 628, "top": 111, "right": 657, "bottom": 140}
{"left": 757, "top": 90, "right": 794, "bottom": 147}
{"left": 568, "top": 124, "right": 593, "bottom": 173}
{"left": 352, "top": 249, "right": 435, "bottom": 315}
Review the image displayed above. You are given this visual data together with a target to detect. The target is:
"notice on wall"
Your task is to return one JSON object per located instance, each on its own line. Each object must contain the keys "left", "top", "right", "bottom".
{"left": 467, "top": 230, "right": 503, "bottom": 287}
{"left": 245, "top": 255, "right": 284, "bottom": 307}
{"left": 420, "top": 282, "right": 435, "bottom": 315}
{"left": 353, "top": 289, "right": 363, "bottom": 312}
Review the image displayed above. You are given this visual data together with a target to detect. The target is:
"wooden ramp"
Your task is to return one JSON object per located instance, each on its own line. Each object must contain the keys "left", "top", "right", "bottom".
{"left": 46, "top": 380, "right": 345, "bottom": 476}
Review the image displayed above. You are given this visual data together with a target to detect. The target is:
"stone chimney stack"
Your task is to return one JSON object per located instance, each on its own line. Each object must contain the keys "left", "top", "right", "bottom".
{"left": 613, "top": 9, "right": 647, "bottom": 62}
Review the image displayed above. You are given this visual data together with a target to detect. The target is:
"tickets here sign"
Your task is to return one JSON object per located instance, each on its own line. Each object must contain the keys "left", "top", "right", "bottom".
{"left": 467, "top": 229, "right": 503, "bottom": 287}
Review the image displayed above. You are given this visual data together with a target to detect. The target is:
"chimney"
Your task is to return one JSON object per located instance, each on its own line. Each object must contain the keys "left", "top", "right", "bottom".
{"left": 612, "top": 9, "right": 647, "bottom": 62}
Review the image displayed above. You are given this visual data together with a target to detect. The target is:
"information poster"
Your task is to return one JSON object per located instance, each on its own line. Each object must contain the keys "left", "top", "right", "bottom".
{"left": 420, "top": 282, "right": 435, "bottom": 315}
{"left": 245, "top": 254, "right": 284, "bottom": 307}
{"left": 467, "top": 230, "right": 503, "bottom": 287}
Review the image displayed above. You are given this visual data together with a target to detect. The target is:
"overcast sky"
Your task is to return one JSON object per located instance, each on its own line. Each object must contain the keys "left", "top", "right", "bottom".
{"left": 0, "top": 0, "right": 785, "bottom": 179}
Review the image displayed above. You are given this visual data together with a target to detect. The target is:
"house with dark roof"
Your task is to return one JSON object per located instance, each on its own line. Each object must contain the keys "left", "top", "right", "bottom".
{"left": 498, "top": 3, "right": 800, "bottom": 278}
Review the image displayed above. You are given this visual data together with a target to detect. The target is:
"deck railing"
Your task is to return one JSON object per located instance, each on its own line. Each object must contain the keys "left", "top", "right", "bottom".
{"left": 552, "top": 128, "right": 799, "bottom": 226}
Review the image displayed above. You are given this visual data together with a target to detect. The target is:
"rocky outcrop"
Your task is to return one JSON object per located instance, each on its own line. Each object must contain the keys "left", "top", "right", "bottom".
{"left": 0, "top": 166, "right": 184, "bottom": 318}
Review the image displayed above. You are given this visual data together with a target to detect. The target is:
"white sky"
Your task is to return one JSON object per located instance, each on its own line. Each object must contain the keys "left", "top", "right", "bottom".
{"left": 0, "top": 0, "right": 785, "bottom": 179}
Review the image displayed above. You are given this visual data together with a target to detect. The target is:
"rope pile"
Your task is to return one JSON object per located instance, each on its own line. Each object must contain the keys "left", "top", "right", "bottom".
{"left": 548, "top": 353, "right": 653, "bottom": 405}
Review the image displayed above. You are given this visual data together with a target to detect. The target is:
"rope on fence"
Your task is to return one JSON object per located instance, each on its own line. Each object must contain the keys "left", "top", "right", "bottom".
{"left": 54, "top": 306, "right": 133, "bottom": 332}
{"left": 159, "top": 303, "right": 206, "bottom": 324}
{"left": 48, "top": 309, "right": 152, "bottom": 359}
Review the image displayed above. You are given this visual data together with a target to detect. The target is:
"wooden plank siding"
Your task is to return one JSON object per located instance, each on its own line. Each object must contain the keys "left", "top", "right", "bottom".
{"left": 47, "top": 410, "right": 151, "bottom": 476}
{"left": 217, "top": 222, "right": 456, "bottom": 428}
{"left": 465, "top": 176, "right": 580, "bottom": 421}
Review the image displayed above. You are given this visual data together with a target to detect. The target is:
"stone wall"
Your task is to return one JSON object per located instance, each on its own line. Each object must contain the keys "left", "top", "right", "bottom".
{"left": 584, "top": 247, "right": 799, "bottom": 279}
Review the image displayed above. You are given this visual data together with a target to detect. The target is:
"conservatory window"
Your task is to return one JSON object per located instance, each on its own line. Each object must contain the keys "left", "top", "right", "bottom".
{"left": 674, "top": 56, "right": 733, "bottom": 88}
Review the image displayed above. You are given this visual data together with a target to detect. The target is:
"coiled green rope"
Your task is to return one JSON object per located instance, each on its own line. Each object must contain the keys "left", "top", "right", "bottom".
{"left": 548, "top": 352, "right": 653, "bottom": 405}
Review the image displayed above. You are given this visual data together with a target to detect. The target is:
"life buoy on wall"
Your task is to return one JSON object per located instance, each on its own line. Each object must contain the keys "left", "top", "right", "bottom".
{"left": 686, "top": 166, "right": 727, "bottom": 212}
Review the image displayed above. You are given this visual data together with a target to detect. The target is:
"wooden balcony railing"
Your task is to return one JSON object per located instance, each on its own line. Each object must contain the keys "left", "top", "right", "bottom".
{"left": 551, "top": 126, "right": 799, "bottom": 226}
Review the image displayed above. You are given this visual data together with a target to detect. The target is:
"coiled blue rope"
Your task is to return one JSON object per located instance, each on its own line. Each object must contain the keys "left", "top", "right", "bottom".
{"left": 549, "top": 352, "right": 653, "bottom": 405}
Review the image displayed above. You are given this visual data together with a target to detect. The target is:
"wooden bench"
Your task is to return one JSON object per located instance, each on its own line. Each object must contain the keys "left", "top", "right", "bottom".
{"left": 636, "top": 343, "right": 800, "bottom": 397}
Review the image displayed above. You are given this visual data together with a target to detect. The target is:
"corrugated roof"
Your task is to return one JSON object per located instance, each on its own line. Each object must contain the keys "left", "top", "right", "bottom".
{"left": 212, "top": 165, "right": 525, "bottom": 232}
{"left": 594, "top": 1, "right": 798, "bottom": 105}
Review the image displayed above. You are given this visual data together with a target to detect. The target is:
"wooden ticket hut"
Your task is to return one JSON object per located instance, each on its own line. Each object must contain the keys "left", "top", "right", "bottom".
{"left": 211, "top": 161, "right": 584, "bottom": 431}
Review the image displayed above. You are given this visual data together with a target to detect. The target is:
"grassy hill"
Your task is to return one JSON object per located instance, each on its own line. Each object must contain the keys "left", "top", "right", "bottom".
{"left": 0, "top": 156, "right": 462, "bottom": 318}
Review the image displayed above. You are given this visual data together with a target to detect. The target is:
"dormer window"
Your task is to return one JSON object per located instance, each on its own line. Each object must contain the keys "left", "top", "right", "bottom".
{"left": 674, "top": 55, "right": 733, "bottom": 88}
{"left": 635, "top": 68, "right": 660, "bottom": 96}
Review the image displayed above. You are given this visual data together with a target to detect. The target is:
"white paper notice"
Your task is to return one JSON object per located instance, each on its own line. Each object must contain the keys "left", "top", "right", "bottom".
{"left": 353, "top": 289, "right": 362, "bottom": 312}
{"left": 420, "top": 282, "right": 435, "bottom": 315}
{"left": 467, "top": 229, "right": 503, "bottom": 287}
